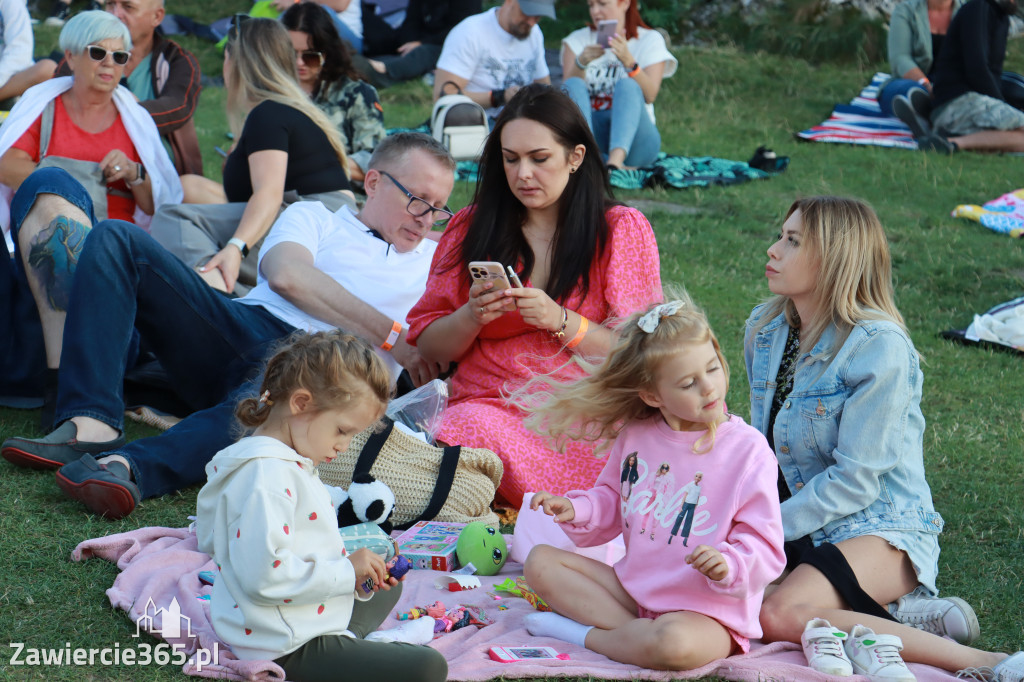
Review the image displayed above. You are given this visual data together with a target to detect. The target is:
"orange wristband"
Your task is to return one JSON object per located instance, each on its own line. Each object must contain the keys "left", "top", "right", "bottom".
{"left": 565, "top": 316, "right": 589, "bottom": 349}
{"left": 627, "top": 62, "right": 641, "bottom": 78}
{"left": 381, "top": 320, "right": 402, "bottom": 351}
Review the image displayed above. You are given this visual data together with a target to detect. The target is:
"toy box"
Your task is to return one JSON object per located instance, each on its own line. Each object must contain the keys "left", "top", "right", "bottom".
{"left": 394, "top": 521, "right": 466, "bottom": 571}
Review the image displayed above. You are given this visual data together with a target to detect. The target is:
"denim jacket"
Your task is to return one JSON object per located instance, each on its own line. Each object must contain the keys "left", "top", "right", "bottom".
{"left": 744, "top": 305, "right": 944, "bottom": 563}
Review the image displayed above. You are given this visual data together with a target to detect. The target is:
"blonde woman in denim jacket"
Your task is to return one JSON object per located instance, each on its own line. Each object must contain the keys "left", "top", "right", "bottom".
{"left": 745, "top": 196, "right": 1024, "bottom": 680}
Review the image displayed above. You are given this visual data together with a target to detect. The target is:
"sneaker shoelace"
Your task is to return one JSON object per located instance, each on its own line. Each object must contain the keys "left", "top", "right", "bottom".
{"left": 810, "top": 637, "right": 847, "bottom": 659}
{"left": 896, "top": 608, "right": 945, "bottom": 635}
{"left": 870, "top": 641, "right": 908, "bottom": 667}
{"left": 956, "top": 667, "right": 997, "bottom": 681}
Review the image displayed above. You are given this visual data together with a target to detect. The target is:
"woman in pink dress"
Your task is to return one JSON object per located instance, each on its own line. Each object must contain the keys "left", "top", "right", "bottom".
{"left": 636, "top": 461, "right": 675, "bottom": 540}
{"left": 407, "top": 84, "right": 662, "bottom": 506}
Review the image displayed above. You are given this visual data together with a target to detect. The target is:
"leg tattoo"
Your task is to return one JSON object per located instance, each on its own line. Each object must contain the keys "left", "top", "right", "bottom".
{"left": 26, "top": 215, "right": 91, "bottom": 311}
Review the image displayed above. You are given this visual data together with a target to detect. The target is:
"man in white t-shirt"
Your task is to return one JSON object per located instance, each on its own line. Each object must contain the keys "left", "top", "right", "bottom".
{"left": 1, "top": 133, "right": 456, "bottom": 519}
{"left": 433, "top": 0, "right": 554, "bottom": 118}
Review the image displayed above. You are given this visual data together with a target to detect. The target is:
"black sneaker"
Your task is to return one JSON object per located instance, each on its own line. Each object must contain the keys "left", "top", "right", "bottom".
{"left": 44, "top": 1, "right": 70, "bottom": 26}
{"left": 892, "top": 94, "right": 932, "bottom": 139}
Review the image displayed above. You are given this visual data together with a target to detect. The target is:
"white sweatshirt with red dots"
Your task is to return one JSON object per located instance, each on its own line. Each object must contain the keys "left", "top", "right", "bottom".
{"left": 196, "top": 436, "right": 370, "bottom": 661}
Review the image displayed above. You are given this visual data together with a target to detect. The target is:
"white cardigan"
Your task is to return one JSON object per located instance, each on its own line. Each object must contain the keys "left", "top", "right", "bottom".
{"left": 0, "top": 76, "right": 183, "bottom": 252}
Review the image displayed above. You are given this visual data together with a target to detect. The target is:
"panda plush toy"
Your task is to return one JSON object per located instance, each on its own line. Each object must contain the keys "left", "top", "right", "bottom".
{"left": 327, "top": 473, "right": 397, "bottom": 535}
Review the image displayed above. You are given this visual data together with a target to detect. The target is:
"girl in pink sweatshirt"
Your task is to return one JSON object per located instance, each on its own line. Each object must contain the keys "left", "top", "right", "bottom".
{"left": 521, "top": 296, "right": 785, "bottom": 671}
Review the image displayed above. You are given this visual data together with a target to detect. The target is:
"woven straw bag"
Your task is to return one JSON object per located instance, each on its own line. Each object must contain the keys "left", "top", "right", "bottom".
{"left": 318, "top": 418, "right": 503, "bottom": 529}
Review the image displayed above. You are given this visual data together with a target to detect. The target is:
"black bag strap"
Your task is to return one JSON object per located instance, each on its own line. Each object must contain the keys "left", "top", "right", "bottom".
{"left": 354, "top": 417, "right": 463, "bottom": 530}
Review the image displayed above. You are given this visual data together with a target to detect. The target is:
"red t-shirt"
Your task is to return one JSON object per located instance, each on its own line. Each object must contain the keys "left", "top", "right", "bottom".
{"left": 13, "top": 95, "right": 141, "bottom": 222}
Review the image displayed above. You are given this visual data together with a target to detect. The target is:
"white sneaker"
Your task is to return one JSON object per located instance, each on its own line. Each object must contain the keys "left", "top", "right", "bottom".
{"left": 958, "top": 652, "right": 1024, "bottom": 682}
{"left": 801, "top": 618, "right": 853, "bottom": 676}
{"left": 844, "top": 625, "right": 916, "bottom": 681}
{"left": 889, "top": 589, "right": 981, "bottom": 644}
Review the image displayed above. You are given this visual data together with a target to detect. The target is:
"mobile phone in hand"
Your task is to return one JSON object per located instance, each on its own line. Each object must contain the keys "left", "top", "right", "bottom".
{"left": 469, "top": 261, "right": 513, "bottom": 291}
{"left": 596, "top": 19, "right": 618, "bottom": 48}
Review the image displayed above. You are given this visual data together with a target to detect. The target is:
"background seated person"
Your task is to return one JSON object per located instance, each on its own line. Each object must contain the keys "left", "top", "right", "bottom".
{"left": 281, "top": 2, "right": 385, "bottom": 183}
{"left": 0, "top": 132, "right": 454, "bottom": 521}
{"left": 0, "top": 0, "right": 58, "bottom": 108}
{"left": 924, "top": 0, "right": 1024, "bottom": 152}
{"left": 56, "top": 0, "right": 205, "bottom": 176}
{"left": 561, "top": 0, "right": 676, "bottom": 169}
{"left": 148, "top": 18, "right": 354, "bottom": 296}
{"left": 358, "top": 0, "right": 481, "bottom": 87}
{"left": 0, "top": 11, "right": 181, "bottom": 427}
{"left": 407, "top": 84, "right": 662, "bottom": 506}
{"left": 880, "top": 0, "right": 963, "bottom": 117}
{"left": 432, "top": 0, "right": 553, "bottom": 121}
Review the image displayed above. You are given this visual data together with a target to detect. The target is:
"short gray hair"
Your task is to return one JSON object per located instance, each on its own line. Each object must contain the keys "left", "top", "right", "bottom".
{"left": 59, "top": 10, "right": 133, "bottom": 54}
{"left": 368, "top": 132, "right": 455, "bottom": 175}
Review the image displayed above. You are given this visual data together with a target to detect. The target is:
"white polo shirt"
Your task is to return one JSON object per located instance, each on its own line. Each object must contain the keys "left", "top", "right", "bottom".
{"left": 238, "top": 202, "right": 437, "bottom": 381}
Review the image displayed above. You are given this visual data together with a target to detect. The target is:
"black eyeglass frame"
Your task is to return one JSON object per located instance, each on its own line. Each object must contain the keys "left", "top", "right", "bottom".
{"left": 379, "top": 171, "right": 454, "bottom": 226}
{"left": 85, "top": 44, "right": 131, "bottom": 65}
{"left": 228, "top": 12, "right": 250, "bottom": 41}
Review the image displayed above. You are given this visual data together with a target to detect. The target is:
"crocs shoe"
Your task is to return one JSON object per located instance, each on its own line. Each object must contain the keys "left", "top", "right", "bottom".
{"left": 845, "top": 625, "right": 916, "bottom": 681}
{"left": 55, "top": 454, "right": 140, "bottom": 519}
{"left": 801, "top": 618, "right": 853, "bottom": 676}
{"left": 2, "top": 421, "right": 126, "bottom": 470}
{"left": 889, "top": 590, "right": 981, "bottom": 645}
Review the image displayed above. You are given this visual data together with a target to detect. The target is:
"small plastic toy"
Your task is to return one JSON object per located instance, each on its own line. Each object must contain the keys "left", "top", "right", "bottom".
{"left": 361, "top": 554, "right": 412, "bottom": 593}
{"left": 455, "top": 522, "right": 507, "bottom": 576}
{"left": 494, "top": 577, "right": 550, "bottom": 611}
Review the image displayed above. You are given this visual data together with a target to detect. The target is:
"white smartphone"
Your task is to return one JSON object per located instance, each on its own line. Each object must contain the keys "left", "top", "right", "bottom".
{"left": 488, "top": 646, "right": 569, "bottom": 663}
{"left": 596, "top": 19, "right": 618, "bottom": 48}
{"left": 469, "top": 261, "right": 513, "bottom": 291}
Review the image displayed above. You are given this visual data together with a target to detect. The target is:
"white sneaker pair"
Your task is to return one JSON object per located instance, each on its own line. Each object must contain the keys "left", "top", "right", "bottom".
{"left": 802, "top": 618, "right": 916, "bottom": 681}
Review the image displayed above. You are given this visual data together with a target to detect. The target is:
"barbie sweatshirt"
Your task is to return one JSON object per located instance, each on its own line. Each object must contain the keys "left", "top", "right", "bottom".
{"left": 196, "top": 436, "right": 370, "bottom": 661}
{"left": 562, "top": 415, "right": 785, "bottom": 642}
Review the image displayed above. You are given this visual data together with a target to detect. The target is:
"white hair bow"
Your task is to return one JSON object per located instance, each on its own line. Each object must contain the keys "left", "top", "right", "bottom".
{"left": 638, "top": 300, "right": 685, "bottom": 333}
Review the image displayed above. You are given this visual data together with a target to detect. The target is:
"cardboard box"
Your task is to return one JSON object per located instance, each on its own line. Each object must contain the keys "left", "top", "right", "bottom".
{"left": 394, "top": 521, "right": 466, "bottom": 571}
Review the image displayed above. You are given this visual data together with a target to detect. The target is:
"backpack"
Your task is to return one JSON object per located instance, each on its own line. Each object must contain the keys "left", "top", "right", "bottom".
{"left": 430, "top": 90, "right": 489, "bottom": 162}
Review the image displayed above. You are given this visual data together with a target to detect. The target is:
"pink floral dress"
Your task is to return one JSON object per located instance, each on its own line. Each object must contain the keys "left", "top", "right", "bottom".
{"left": 407, "top": 205, "right": 662, "bottom": 505}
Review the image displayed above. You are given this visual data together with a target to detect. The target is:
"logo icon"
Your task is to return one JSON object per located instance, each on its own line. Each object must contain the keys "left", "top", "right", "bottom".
{"left": 134, "top": 597, "right": 195, "bottom": 640}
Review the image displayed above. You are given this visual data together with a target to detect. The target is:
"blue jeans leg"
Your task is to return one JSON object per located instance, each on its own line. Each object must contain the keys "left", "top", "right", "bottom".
{"left": 562, "top": 77, "right": 595, "bottom": 132}
{"left": 57, "top": 220, "right": 294, "bottom": 430}
{"left": 608, "top": 77, "right": 661, "bottom": 167}
{"left": 878, "top": 78, "right": 929, "bottom": 117}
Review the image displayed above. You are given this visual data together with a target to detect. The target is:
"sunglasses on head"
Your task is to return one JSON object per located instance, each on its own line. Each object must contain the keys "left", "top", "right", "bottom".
{"left": 229, "top": 12, "right": 250, "bottom": 40}
{"left": 86, "top": 44, "right": 130, "bottom": 65}
{"left": 296, "top": 50, "right": 324, "bottom": 68}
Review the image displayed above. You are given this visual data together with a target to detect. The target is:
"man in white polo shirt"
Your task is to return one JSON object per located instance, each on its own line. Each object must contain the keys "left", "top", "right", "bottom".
{"left": 1, "top": 132, "right": 456, "bottom": 519}
{"left": 432, "top": 0, "right": 554, "bottom": 119}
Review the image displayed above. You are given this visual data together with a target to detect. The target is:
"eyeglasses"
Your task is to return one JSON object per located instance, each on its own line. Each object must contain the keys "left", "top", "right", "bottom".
{"left": 379, "top": 171, "right": 454, "bottom": 226}
{"left": 296, "top": 50, "right": 325, "bottom": 68}
{"left": 86, "top": 45, "right": 131, "bottom": 65}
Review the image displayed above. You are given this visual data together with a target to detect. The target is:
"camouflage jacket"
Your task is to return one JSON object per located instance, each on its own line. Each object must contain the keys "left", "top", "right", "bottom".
{"left": 314, "top": 78, "right": 385, "bottom": 173}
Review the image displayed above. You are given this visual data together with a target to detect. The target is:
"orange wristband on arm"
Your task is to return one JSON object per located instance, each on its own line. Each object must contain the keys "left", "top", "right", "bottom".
{"left": 566, "top": 316, "right": 589, "bottom": 349}
{"left": 381, "top": 320, "right": 402, "bottom": 351}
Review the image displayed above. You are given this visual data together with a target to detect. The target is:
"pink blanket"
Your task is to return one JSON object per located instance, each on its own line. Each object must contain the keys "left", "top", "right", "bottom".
{"left": 73, "top": 527, "right": 962, "bottom": 682}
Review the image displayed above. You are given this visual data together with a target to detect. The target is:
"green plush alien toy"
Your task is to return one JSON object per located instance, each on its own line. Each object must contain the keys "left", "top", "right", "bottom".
{"left": 455, "top": 522, "right": 508, "bottom": 576}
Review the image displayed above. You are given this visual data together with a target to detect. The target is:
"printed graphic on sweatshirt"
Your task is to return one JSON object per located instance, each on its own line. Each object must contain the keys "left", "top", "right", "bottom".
{"left": 622, "top": 457, "right": 718, "bottom": 544}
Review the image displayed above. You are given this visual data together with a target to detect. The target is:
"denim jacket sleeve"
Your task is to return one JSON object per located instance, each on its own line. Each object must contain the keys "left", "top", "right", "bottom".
{"left": 780, "top": 327, "right": 922, "bottom": 541}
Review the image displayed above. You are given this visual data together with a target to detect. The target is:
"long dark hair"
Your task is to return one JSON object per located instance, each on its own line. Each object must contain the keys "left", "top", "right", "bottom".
{"left": 280, "top": 2, "right": 361, "bottom": 94}
{"left": 446, "top": 84, "right": 614, "bottom": 303}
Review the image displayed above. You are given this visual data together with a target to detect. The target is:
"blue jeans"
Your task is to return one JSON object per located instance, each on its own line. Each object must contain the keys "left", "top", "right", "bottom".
{"left": 562, "top": 76, "right": 661, "bottom": 167}
{"left": 56, "top": 216, "right": 294, "bottom": 498}
{"left": 0, "top": 168, "right": 98, "bottom": 400}
{"left": 671, "top": 502, "right": 697, "bottom": 539}
{"left": 878, "top": 78, "right": 929, "bottom": 117}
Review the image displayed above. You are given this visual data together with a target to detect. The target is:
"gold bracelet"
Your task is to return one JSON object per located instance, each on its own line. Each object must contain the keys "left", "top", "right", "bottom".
{"left": 551, "top": 306, "right": 568, "bottom": 339}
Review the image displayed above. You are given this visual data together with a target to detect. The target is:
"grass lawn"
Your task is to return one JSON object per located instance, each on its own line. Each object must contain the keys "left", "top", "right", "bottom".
{"left": 1, "top": 2, "right": 1022, "bottom": 680}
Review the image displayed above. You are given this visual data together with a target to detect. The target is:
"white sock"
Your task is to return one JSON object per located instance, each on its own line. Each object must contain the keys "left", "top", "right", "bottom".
{"left": 525, "top": 612, "right": 593, "bottom": 648}
{"left": 365, "top": 616, "right": 435, "bottom": 645}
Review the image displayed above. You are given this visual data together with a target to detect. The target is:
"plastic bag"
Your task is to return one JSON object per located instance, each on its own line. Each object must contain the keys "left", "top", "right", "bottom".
{"left": 386, "top": 379, "right": 449, "bottom": 443}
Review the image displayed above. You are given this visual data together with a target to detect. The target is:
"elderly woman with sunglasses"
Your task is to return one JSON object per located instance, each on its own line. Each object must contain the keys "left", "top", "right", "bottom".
{"left": 148, "top": 17, "right": 355, "bottom": 296}
{"left": 281, "top": 2, "right": 385, "bottom": 184}
{"left": 0, "top": 10, "right": 180, "bottom": 420}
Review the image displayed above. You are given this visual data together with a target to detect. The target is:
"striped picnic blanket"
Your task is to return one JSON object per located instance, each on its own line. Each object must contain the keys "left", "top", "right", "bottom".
{"left": 796, "top": 73, "right": 918, "bottom": 149}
